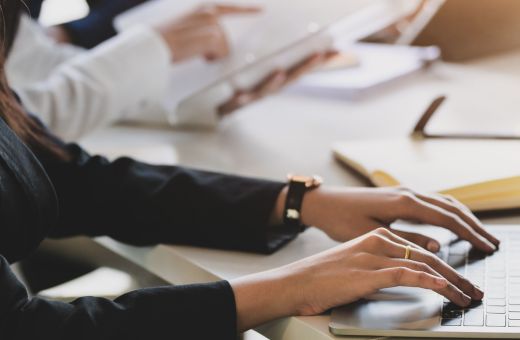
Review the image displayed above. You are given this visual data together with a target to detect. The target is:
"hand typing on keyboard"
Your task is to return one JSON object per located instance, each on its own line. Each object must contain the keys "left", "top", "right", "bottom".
{"left": 440, "top": 232, "right": 520, "bottom": 328}
{"left": 298, "top": 186, "right": 500, "bottom": 254}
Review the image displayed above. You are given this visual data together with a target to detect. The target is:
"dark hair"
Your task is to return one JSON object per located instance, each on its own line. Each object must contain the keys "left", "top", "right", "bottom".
{"left": 0, "top": 0, "right": 68, "bottom": 159}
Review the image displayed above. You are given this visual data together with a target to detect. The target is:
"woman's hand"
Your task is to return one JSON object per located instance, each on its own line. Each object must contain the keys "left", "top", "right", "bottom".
{"left": 155, "top": 4, "right": 261, "bottom": 62}
{"left": 156, "top": 4, "right": 337, "bottom": 116}
{"left": 272, "top": 186, "right": 499, "bottom": 253}
{"left": 217, "top": 51, "right": 338, "bottom": 116}
{"left": 232, "top": 228, "right": 484, "bottom": 332}
{"left": 46, "top": 26, "right": 71, "bottom": 44}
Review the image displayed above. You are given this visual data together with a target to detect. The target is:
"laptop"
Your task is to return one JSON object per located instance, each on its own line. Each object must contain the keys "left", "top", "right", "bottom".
{"left": 397, "top": 0, "right": 520, "bottom": 61}
{"left": 329, "top": 224, "right": 520, "bottom": 338}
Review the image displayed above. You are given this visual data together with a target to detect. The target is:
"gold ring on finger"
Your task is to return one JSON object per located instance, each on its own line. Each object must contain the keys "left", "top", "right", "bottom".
{"left": 404, "top": 245, "right": 412, "bottom": 260}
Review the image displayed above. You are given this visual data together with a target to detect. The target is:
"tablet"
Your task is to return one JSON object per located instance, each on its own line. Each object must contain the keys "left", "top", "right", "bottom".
{"left": 116, "top": 0, "right": 416, "bottom": 127}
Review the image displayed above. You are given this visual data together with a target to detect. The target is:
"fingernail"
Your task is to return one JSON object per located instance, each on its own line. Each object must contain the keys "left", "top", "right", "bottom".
{"left": 427, "top": 240, "right": 440, "bottom": 252}
{"left": 474, "top": 286, "right": 484, "bottom": 299}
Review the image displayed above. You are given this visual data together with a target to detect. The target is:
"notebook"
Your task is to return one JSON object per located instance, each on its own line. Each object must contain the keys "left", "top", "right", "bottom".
{"left": 332, "top": 138, "right": 520, "bottom": 212}
{"left": 114, "top": 0, "right": 417, "bottom": 127}
{"left": 288, "top": 43, "right": 440, "bottom": 100}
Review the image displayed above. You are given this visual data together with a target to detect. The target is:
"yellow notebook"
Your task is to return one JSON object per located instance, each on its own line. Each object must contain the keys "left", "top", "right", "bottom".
{"left": 333, "top": 138, "right": 520, "bottom": 212}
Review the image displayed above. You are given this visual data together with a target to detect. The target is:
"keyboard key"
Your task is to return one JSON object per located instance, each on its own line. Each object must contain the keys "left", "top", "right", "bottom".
{"left": 509, "top": 297, "right": 520, "bottom": 305}
{"left": 466, "top": 273, "right": 484, "bottom": 281}
{"left": 488, "top": 289, "right": 506, "bottom": 296}
{"left": 468, "top": 300, "right": 484, "bottom": 309}
{"left": 450, "top": 240, "right": 471, "bottom": 255}
{"left": 510, "top": 285, "right": 520, "bottom": 296}
{"left": 447, "top": 255, "right": 465, "bottom": 268}
{"left": 488, "top": 285, "right": 506, "bottom": 291}
{"left": 486, "top": 314, "right": 506, "bottom": 327}
{"left": 467, "top": 258, "right": 485, "bottom": 268}
{"left": 510, "top": 320, "right": 520, "bottom": 327}
{"left": 487, "top": 306, "right": 506, "bottom": 314}
{"left": 487, "top": 298, "right": 506, "bottom": 306}
{"left": 510, "top": 312, "right": 520, "bottom": 320}
{"left": 488, "top": 257, "right": 505, "bottom": 264}
{"left": 510, "top": 305, "right": 520, "bottom": 312}
{"left": 442, "top": 309, "right": 463, "bottom": 319}
{"left": 463, "top": 309, "right": 484, "bottom": 326}
{"left": 488, "top": 279, "right": 506, "bottom": 287}
{"left": 487, "top": 272, "right": 506, "bottom": 279}
{"left": 468, "top": 249, "right": 486, "bottom": 261}
{"left": 436, "top": 247, "right": 449, "bottom": 262}
{"left": 442, "top": 318, "right": 462, "bottom": 326}
{"left": 489, "top": 254, "right": 505, "bottom": 261}
{"left": 466, "top": 266, "right": 484, "bottom": 274}
{"left": 487, "top": 291, "right": 506, "bottom": 299}
{"left": 444, "top": 302, "right": 464, "bottom": 311}
{"left": 474, "top": 282, "right": 484, "bottom": 288}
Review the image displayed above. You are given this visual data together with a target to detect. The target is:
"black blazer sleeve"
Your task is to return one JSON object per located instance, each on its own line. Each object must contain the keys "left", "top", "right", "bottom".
{"left": 39, "top": 142, "right": 296, "bottom": 254}
{"left": 61, "top": 0, "right": 150, "bottom": 48}
{"left": 26, "top": 0, "right": 43, "bottom": 19}
{"left": 0, "top": 108, "right": 295, "bottom": 338}
{"left": 25, "top": 0, "right": 149, "bottom": 48}
{"left": 0, "top": 255, "right": 238, "bottom": 340}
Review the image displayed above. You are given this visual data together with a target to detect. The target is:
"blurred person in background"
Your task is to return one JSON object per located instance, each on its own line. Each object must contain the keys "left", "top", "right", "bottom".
{"left": 27, "top": 0, "right": 150, "bottom": 48}
{"left": 9, "top": 1, "right": 330, "bottom": 141}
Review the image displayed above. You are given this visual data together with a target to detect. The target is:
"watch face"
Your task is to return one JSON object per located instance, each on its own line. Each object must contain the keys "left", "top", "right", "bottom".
{"left": 289, "top": 175, "right": 312, "bottom": 183}
{"left": 287, "top": 174, "right": 323, "bottom": 188}
{"left": 308, "top": 175, "right": 324, "bottom": 188}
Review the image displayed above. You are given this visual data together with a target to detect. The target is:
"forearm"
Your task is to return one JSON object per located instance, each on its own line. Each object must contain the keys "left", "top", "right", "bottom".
{"left": 269, "top": 185, "right": 369, "bottom": 241}
{"left": 231, "top": 266, "right": 303, "bottom": 332}
{"left": 46, "top": 26, "right": 71, "bottom": 44}
{"left": 13, "top": 25, "right": 171, "bottom": 140}
{"left": 37, "top": 136, "right": 293, "bottom": 252}
{"left": 6, "top": 15, "right": 84, "bottom": 88}
{"left": 1, "top": 255, "right": 238, "bottom": 339}
{"left": 268, "top": 185, "right": 328, "bottom": 228}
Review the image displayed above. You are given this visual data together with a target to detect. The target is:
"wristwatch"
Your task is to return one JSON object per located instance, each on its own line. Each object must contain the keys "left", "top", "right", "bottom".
{"left": 283, "top": 174, "right": 323, "bottom": 232}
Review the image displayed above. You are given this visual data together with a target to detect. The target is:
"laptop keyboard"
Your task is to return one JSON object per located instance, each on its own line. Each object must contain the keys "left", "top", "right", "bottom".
{"left": 440, "top": 230, "right": 520, "bottom": 328}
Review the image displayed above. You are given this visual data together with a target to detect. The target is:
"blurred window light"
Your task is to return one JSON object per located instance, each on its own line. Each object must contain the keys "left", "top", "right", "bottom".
{"left": 38, "top": 0, "right": 89, "bottom": 27}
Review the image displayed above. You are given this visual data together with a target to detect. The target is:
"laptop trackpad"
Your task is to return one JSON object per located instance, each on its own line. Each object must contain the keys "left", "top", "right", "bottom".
{"left": 331, "top": 287, "right": 441, "bottom": 330}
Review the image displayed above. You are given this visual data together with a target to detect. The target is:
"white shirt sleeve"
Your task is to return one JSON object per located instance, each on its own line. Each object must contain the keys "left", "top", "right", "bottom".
{"left": 6, "top": 16, "right": 85, "bottom": 86}
{"left": 6, "top": 16, "right": 172, "bottom": 141}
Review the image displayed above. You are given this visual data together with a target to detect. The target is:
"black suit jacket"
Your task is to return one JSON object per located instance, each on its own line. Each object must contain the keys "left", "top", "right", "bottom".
{"left": 0, "top": 115, "right": 296, "bottom": 339}
{"left": 27, "top": 0, "right": 149, "bottom": 48}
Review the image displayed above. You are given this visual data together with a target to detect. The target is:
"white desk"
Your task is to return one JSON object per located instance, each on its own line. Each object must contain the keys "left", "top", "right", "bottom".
{"left": 80, "top": 51, "right": 520, "bottom": 340}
